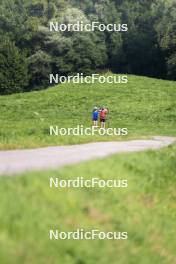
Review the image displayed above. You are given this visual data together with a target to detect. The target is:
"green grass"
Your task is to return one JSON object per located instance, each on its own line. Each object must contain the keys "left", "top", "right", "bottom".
{"left": 0, "top": 144, "right": 176, "bottom": 263}
{"left": 0, "top": 74, "right": 175, "bottom": 149}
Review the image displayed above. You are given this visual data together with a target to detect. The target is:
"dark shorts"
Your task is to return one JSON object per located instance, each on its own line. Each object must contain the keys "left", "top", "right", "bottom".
{"left": 92, "top": 118, "right": 98, "bottom": 121}
{"left": 100, "top": 118, "right": 105, "bottom": 122}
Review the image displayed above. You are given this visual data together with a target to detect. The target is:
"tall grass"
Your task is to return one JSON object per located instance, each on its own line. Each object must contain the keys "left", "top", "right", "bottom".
{"left": 0, "top": 74, "right": 175, "bottom": 149}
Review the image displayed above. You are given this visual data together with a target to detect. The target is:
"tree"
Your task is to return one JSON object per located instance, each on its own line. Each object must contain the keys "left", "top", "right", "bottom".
{"left": 154, "top": 0, "right": 176, "bottom": 80}
{"left": 0, "top": 38, "right": 29, "bottom": 95}
{"left": 28, "top": 50, "right": 52, "bottom": 89}
{"left": 45, "top": 8, "right": 107, "bottom": 75}
{"left": 116, "top": 0, "right": 166, "bottom": 78}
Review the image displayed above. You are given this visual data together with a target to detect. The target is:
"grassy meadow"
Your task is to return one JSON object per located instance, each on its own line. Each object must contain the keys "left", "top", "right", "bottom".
{"left": 0, "top": 144, "right": 176, "bottom": 263}
{"left": 0, "top": 74, "right": 175, "bottom": 263}
{"left": 0, "top": 74, "right": 175, "bottom": 150}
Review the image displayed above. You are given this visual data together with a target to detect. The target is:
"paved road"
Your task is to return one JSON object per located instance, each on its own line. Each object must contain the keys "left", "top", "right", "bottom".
{"left": 0, "top": 136, "right": 175, "bottom": 176}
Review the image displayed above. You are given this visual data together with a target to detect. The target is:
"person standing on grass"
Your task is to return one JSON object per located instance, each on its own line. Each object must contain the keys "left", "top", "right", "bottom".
{"left": 92, "top": 106, "right": 99, "bottom": 127}
{"left": 99, "top": 106, "right": 108, "bottom": 128}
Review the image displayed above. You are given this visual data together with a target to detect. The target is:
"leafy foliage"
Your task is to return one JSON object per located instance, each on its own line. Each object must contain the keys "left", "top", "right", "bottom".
{"left": 0, "top": 38, "right": 28, "bottom": 95}
{"left": 0, "top": 0, "right": 175, "bottom": 94}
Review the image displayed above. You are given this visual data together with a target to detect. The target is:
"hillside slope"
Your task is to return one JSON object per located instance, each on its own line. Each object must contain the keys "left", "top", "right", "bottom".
{"left": 0, "top": 74, "right": 175, "bottom": 149}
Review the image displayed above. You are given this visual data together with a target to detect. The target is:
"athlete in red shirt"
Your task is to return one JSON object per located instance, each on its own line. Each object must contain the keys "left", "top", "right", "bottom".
{"left": 99, "top": 107, "right": 108, "bottom": 128}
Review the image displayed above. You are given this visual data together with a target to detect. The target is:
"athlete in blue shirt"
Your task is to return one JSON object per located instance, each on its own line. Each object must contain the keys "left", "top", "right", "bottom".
{"left": 92, "top": 107, "right": 99, "bottom": 127}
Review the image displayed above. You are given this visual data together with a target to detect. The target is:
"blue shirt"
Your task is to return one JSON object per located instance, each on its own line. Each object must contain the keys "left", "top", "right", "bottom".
{"left": 92, "top": 110, "right": 99, "bottom": 120}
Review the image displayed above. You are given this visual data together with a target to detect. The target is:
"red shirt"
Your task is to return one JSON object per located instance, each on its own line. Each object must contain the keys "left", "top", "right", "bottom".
{"left": 100, "top": 109, "right": 108, "bottom": 119}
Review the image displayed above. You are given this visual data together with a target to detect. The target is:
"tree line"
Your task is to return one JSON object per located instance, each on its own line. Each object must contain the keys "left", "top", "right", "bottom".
{"left": 0, "top": 0, "right": 175, "bottom": 95}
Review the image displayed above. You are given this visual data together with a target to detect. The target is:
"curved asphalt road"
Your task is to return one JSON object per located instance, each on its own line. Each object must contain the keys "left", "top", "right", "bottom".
{"left": 0, "top": 136, "right": 175, "bottom": 176}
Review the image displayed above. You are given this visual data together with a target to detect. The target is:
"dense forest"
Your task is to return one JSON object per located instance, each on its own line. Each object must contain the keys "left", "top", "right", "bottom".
{"left": 0, "top": 0, "right": 175, "bottom": 95}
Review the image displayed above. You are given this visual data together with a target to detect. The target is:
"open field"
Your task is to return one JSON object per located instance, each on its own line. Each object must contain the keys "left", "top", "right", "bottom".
{"left": 0, "top": 74, "right": 175, "bottom": 150}
{"left": 0, "top": 144, "right": 176, "bottom": 263}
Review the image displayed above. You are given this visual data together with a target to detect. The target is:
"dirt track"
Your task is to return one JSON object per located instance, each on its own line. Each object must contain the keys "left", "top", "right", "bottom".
{"left": 0, "top": 136, "right": 175, "bottom": 176}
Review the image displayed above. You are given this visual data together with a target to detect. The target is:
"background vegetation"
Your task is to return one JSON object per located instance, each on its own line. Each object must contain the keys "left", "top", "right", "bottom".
{"left": 0, "top": 0, "right": 176, "bottom": 95}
